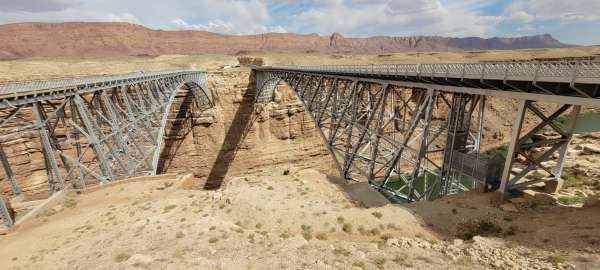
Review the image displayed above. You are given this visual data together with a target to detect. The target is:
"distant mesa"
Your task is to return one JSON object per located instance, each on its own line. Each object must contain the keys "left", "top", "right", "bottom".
{"left": 0, "top": 22, "right": 575, "bottom": 60}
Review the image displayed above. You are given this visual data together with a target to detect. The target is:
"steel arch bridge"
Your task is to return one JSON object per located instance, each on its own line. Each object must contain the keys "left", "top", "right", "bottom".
{"left": 0, "top": 71, "right": 212, "bottom": 227}
{"left": 254, "top": 61, "right": 600, "bottom": 203}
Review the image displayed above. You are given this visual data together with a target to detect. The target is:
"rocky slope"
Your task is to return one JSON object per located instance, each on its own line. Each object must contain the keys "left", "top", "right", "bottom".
{"left": 0, "top": 22, "right": 573, "bottom": 60}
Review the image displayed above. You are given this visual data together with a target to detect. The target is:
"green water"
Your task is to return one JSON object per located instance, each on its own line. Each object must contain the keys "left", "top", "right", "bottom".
{"left": 573, "top": 112, "right": 600, "bottom": 133}
{"left": 382, "top": 172, "right": 475, "bottom": 202}
{"left": 557, "top": 112, "right": 600, "bottom": 133}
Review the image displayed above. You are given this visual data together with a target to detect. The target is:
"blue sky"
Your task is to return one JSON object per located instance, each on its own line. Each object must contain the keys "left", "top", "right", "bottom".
{"left": 0, "top": 0, "right": 598, "bottom": 45}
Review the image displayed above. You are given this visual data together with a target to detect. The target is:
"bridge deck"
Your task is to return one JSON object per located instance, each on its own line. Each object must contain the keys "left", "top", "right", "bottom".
{"left": 260, "top": 61, "right": 600, "bottom": 104}
{"left": 0, "top": 70, "right": 204, "bottom": 107}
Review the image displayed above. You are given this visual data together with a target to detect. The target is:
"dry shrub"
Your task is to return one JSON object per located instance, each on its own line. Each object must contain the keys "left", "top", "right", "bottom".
{"left": 237, "top": 56, "right": 264, "bottom": 66}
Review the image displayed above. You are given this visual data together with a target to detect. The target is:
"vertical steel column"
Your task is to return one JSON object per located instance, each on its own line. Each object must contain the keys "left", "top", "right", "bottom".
{"left": 497, "top": 100, "right": 528, "bottom": 198}
{"left": 33, "top": 102, "right": 65, "bottom": 191}
{"left": 381, "top": 89, "right": 435, "bottom": 190}
{"left": 69, "top": 98, "right": 86, "bottom": 189}
{"left": 0, "top": 195, "right": 14, "bottom": 228}
{"left": 408, "top": 89, "right": 436, "bottom": 201}
{"left": 100, "top": 91, "right": 133, "bottom": 176}
{"left": 368, "top": 87, "right": 391, "bottom": 183}
{"left": 551, "top": 105, "right": 581, "bottom": 185}
{"left": 0, "top": 143, "right": 20, "bottom": 195}
{"left": 73, "top": 95, "right": 114, "bottom": 182}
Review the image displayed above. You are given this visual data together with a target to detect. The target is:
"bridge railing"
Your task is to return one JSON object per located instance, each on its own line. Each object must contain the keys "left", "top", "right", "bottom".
{"left": 0, "top": 70, "right": 204, "bottom": 97}
{"left": 272, "top": 61, "right": 600, "bottom": 83}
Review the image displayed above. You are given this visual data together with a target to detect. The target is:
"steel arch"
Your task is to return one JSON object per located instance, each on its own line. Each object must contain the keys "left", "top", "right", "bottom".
{"left": 0, "top": 71, "right": 211, "bottom": 228}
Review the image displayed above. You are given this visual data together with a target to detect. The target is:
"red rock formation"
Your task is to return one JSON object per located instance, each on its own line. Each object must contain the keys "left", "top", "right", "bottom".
{"left": 0, "top": 22, "right": 572, "bottom": 60}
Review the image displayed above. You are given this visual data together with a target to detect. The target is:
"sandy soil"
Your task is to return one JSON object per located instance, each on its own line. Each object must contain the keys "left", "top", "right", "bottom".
{"left": 1, "top": 46, "right": 599, "bottom": 83}
{"left": 0, "top": 168, "right": 598, "bottom": 270}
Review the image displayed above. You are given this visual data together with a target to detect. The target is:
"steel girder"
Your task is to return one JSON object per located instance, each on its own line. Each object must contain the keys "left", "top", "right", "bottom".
{"left": 0, "top": 71, "right": 210, "bottom": 228}
{"left": 256, "top": 70, "right": 489, "bottom": 202}
{"left": 499, "top": 101, "right": 581, "bottom": 192}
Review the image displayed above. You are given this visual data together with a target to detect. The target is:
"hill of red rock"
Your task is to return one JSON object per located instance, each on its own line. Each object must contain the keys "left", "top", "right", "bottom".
{"left": 0, "top": 22, "right": 572, "bottom": 59}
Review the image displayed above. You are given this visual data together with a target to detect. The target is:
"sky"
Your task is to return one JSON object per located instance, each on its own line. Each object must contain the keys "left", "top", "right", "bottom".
{"left": 0, "top": 0, "right": 598, "bottom": 45}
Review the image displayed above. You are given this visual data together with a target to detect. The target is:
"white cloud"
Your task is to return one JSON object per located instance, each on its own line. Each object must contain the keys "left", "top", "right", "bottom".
{"left": 0, "top": 0, "right": 80, "bottom": 12}
{"left": 0, "top": 0, "right": 286, "bottom": 35}
{"left": 171, "top": 18, "right": 285, "bottom": 34}
{"left": 287, "top": 0, "right": 504, "bottom": 37}
{"left": 508, "top": 11, "right": 534, "bottom": 23}
{"left": 506, "top": 0, "right": 600, "bottom": 24}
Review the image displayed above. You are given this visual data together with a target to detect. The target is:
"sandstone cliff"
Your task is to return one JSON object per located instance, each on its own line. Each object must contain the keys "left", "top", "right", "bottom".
{"left": 0, "top": 22, "right": 572, "bottom": 60}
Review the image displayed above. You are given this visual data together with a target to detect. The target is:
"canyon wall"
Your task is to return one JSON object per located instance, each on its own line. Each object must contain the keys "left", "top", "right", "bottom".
{"left": 0, "top": 69, "right": 337, "bottom": 201}
{"left": 157, "top": 69, "right": 336, "bottom": 188}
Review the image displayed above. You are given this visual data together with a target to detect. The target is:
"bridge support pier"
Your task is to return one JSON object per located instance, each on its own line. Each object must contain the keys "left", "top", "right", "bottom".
{"left": 496, "top": 100, "right": 580, "bottom": 201}
{"left": 0, "top": 195, "right": 14, "bottom": 228}
{"left": 0, "top": 143, "right": 20, "bottom": 196}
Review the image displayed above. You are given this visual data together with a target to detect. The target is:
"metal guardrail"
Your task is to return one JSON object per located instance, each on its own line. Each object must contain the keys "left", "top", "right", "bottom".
{"left": 272, "top": 61, "right": 600, "bottom": 84}
{"left": 0, "top": 70, "right": 204, "bottom": 97}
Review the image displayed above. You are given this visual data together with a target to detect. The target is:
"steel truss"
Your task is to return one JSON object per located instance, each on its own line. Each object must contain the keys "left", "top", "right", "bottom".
{"left": 499, "top": 101, "right": 581, "bottom": 192}
{"left": 256, "top": 70, "right": 490, "bottom": 202}
{"left": 255, "top": 67, "right": 598, "bottom": 203}
{"left": 0, "top": 71, "right": 210, "bottom": 228}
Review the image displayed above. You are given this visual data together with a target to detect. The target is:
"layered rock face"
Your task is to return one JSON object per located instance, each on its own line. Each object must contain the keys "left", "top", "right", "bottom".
{"left": 157, "top": 69, "right": 335, "bottom": 188}
{"left": 0, "top": 120, "right": 50, "bottom": 199}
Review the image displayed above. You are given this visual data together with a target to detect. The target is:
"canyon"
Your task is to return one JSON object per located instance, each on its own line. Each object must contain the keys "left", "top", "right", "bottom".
{"left": 0, "top": 52, "right": 598, "bottom": 269}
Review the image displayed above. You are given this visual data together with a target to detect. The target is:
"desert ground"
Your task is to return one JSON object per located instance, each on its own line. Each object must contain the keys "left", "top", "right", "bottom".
{"left": 1, "top": 46, "right": 600, "bottom": 82}
{"left": 0, "top": 48, "right": 599, "bottom": 270}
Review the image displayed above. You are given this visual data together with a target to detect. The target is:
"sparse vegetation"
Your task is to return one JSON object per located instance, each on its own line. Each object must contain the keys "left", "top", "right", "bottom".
{"left": 352, "top": 261, "right": 366, "bottom": 269}
{"left": 393, "top": 255, "right": 412, "bottom": 267}
{"left": 208, "top": 237, "right": 219, "bottom": 244}
{"left": 547, "top": 255, "right": 567, "bottom": 265}
{"left": 373, "top": 257, "right": 387, "bottom": 269}
{"left": 342, "top": 223, "right": 353, "bottom": 233}
{"left": 163, "top": 205, "right": 177, "bottom": 213}
{"left": 114, "top": 253, "right": 131, "bottom": 263}
{"left": 301, "top": 224, "right": 313, "bottom": 240}
{"left": 332, "top": 247, "right": 351, "bottom": 257}
{"left": 279, "top": 231, "right": 292, "bottom": 239}
{"left": 62, "top": 197, "right": 77, "bottom": 208}
{"left": 558, "top": 196, "right": 587, "bottom": 205}
{"left": 457, "top": 219, "right": 502, "bottom": 240}
{"left": 372, "top": 211, "right": 383, "bottom": 219}
{"left": 315, "top": 232, "right": 328, "bottom": 240}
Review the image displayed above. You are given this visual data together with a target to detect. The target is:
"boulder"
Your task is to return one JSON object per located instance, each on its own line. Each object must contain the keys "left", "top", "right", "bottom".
{"left": 583, "top": 145, "right": 600, "bottom": 155}
{"left": 544, "top": 180, "right": 564, "bottom": 194}
{"left": 584, "top": 195, "right": 600, "bottom": 208}
{"left": 533, "top": 192, "right": 558, "bottom": 206}
{"left": 127, "top": 254, "right": 154, "bottom": 267}
{"left": 500, "top": 203, "right": 519, "bottom": 212}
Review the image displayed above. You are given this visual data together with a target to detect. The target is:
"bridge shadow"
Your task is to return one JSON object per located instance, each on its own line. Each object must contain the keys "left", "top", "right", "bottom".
{"left": 204, "top": 75, "right": 259, "bottom": 190}
{"left": 157, "top": 90, "right": 194, "bottom": 174}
